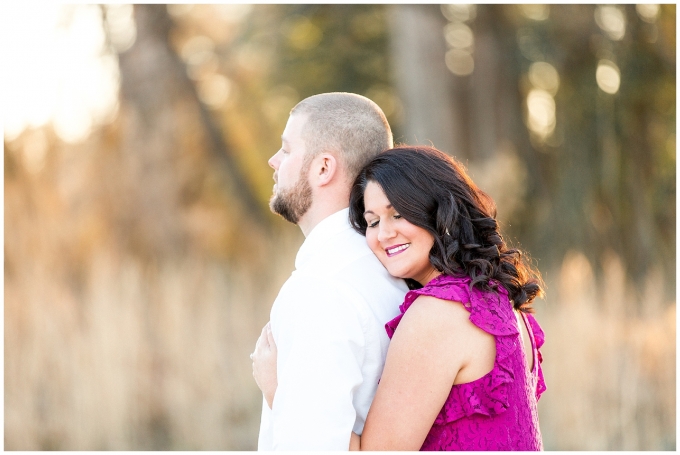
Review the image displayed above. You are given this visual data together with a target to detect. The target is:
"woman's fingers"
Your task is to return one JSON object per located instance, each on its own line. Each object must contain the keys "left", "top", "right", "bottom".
{"left": 349, "top": 432, "right": 361, "bottom": 451}
{"left": 266, "top": 324, "right": 276, "bottom": 354}
{"left": 253, "top": 323, "right": 269, "bottom": 357}
{"left": 261, "top": 323, "right": 271, "bottom": 349}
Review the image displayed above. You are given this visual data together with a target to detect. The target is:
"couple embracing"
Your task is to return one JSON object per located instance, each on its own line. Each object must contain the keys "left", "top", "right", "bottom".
{"left": 251, "top": 92, "right": 546, "bottom": 451}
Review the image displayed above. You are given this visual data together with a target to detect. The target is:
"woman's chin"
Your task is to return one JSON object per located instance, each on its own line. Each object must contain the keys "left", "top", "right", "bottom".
{"left": 377, "top": 258, "right": 413, "bottom": 281}
{"left": 385, "top": 266, "right": 409, "bottom": 280}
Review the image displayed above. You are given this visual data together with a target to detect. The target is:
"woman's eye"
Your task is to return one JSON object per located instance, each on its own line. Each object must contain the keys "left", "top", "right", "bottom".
{"left": 367, "top": 220, "right": 379, "bottom": 228}
{"left": 394, "top": 214, "right": 402, "bottom": 220}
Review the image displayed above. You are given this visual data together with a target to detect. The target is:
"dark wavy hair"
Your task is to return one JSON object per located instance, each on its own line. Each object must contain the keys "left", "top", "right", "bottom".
{"left": 349, "top": 146, "right": 543, "bottom": 313}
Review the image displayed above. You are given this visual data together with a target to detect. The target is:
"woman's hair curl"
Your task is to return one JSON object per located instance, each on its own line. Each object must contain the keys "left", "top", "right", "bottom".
{"left": 349, "top": 146, "right": 543, "bottom": 312}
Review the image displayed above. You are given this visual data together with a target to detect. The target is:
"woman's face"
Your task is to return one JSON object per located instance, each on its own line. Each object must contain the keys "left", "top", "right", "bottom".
{"left": 363, "top": 181, "right": 439, "bottom": 286}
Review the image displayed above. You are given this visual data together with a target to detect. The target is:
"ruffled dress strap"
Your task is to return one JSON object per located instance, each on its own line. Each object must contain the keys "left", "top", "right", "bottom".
{"left": 384, "top": 274, "right": 522, "bottom": 424}
{"left": 525, "top": 313, "right": 547, "bottom": 400}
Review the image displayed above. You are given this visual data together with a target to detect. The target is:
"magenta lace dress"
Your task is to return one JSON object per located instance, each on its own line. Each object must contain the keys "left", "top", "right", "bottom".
{"left": 385, "top": 274, "right": 546, "bottom": 451}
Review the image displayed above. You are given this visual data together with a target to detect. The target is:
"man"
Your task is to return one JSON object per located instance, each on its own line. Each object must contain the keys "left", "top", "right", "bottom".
{"left": 255, "top": 93, "right": 408, "bottom": 450}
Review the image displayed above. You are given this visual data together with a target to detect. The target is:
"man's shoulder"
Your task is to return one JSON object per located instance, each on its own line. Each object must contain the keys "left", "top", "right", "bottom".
{"left": 273, "top": 225, "right": 407, "bottom": 322}
{"left": 276, "top": 252, "right": 406, "bottom": 322}
{"left": 288, "top": 250, "right": 404, "bottom": 299}
{"left": 292, "top": 226, "right": 393, "bottom": 285}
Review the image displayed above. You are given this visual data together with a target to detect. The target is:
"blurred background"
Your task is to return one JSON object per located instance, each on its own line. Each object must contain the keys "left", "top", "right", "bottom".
{"left": 3, "top": 4, "right": 675, "bottom": 450}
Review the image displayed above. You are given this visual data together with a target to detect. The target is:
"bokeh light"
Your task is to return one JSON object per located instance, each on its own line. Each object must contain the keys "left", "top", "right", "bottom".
{"left": 595, "top": 6, "right": 626, "bottom": 41}
{"left": 197, "top": 74, "right": 232, "bottom": 109}
{"left": 445, "top": 49, "right": 474, "bottom": 76}
{"left": 181, "top": 35, "right": 219, "bottom": 81}
{"left": 526, "top": 88, "right": 556, "bottom": 138}
{"left": 596, "top": 59, "right": 621, "bottom": 94}
{"left": 444, "top": 22, "right": 474, "bottom": 50}
{"left": 442, "top": 4, "right": 476, "bottom": 77}
{"left": 528, "top": 61, "right": 560, "bottom": 96}
{"left": 636, "top": 4, "right": 660, "bottom": 23}
{"left": 440, "top": 4, "right": 477, "bottom": 23}
{"left": 519, "top": 4, "right": 550, "bottom": 21}
{"left": 103, "top": 4, "right": 136, "bottom": 53}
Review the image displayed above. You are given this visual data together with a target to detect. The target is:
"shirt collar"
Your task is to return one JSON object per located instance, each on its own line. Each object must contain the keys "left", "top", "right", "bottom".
{"left": 295, "top": 208, "right": 352, "bottom": 270}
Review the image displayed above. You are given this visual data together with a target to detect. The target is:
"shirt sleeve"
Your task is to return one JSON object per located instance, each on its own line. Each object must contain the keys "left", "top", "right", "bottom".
{"left": 270, "top": 276, "right": 366, "bottom": 450}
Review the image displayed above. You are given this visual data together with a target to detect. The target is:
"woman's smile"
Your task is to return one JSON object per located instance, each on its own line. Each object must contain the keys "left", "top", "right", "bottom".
{"left": 385, "top": 243, "right": 410, "bottom": 257}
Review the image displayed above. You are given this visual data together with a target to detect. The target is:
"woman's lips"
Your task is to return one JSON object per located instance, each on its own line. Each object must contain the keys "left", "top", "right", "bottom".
{"left": 386, "top": 243, "right": 410, "bottom": 257}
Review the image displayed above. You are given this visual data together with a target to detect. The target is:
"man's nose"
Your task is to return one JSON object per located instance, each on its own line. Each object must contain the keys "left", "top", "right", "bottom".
{"left": 268, "top": 151, "right": 280, "bottom": 170}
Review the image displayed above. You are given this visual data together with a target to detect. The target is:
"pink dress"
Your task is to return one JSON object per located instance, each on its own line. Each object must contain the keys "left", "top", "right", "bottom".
{"left": 385, "top": 274, "right": 546, "bottom": 451}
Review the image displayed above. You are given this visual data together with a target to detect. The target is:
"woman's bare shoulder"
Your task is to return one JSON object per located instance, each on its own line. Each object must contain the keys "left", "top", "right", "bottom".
{"left": 405, "top": 295, "right": 473, "bottom": 327}
{"left": 399, "top": 295, "right": 496, "bottom": 382}
{"left": 392, "top": 295, "right": 477, "bottom": 349}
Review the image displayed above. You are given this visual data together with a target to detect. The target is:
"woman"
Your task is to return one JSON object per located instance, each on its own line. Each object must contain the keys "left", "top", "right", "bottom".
{"left": 254, "top": 146, "right": 546, "bottom": 450}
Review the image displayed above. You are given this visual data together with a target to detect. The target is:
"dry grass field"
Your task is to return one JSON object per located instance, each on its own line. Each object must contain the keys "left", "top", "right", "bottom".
{"left": 538, "top": 251, "right": 675, "bottom": 450}
{"left": 5, "top": 216, "right": 675, "bottom": 449}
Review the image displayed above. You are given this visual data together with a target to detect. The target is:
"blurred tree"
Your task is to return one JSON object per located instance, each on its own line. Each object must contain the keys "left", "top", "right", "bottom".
{"left": 114, "top": 4, "right": 271, "bottom": 261}
{"left": 387, "top": 4, "right": 462, "bottom": 156}
{"left": 420, "top": 5, "right": 676, "bottom": 299}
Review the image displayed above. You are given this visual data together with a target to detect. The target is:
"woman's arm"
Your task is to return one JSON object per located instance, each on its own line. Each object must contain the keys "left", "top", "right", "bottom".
{"left": 359, "top": 295, "right": 495, "bottom": 450}
{"left": 349, "top": 432, "right": 361, "bottom": 451}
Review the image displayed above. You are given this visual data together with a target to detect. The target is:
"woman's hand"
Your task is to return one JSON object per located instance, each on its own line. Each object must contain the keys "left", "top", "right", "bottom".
{"left": 252, "top": 322, "right": 278, "bottom": 409}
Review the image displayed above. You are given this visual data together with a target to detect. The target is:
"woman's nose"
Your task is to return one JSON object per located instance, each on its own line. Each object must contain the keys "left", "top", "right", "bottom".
{"left": 377, "top": 222, "right": 396, "bottom": 242}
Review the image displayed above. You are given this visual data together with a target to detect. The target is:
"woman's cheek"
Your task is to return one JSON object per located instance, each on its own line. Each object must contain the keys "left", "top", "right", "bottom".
{"left": 366, "top": 230, "right": 383, "bottom": 259}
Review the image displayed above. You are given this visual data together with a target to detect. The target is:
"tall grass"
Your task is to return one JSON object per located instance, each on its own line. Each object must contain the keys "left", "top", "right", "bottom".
{"left": 6, "top": 240, "right": 674, "bottom": 449}
{"left": 5, "top": 246, "right": 299, "bottom": 449}
{"left": 538, "top": 251, "right": 676, "bottom": 450}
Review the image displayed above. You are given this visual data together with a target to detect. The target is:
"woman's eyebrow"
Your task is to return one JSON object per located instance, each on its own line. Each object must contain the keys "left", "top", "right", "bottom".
{"left": 363, "top": 204, "right": 392, "bottom": 216}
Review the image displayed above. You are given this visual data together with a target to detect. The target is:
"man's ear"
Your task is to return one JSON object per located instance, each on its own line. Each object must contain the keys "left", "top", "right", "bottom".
{"left": 312, "top": 153, "right": 338, "bottom": 187}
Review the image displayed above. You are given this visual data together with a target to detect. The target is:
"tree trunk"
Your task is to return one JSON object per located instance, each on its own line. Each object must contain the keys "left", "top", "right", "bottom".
{"left": 386, "top": 4, "right": 464, "bottom": 158}
{"left": 116, "top": 4, "right": 268, "bottom": 260}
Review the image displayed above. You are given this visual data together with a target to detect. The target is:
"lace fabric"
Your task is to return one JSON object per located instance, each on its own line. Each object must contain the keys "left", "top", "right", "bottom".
{"left": 385, "top": 274, "right": 546, "bottom": 451}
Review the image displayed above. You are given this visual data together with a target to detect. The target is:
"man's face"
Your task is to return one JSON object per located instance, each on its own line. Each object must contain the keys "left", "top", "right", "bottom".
{"left": 268, "top": 114, "right": 313, "bottom": 224}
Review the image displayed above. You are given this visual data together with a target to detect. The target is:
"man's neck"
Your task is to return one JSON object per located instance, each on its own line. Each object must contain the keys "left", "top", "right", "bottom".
{"left": 298, "top": 198, "right": 349, "bottom": 237}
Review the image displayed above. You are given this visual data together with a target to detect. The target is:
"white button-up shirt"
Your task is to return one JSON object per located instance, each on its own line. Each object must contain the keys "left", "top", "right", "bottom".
{"left": 258, "top": 208, "right": 408, "bottom": 450}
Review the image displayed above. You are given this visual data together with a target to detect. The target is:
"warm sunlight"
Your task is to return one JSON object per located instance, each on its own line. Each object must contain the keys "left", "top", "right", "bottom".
{"left": 2, "top": 4, "right": 122, "bottom": 143}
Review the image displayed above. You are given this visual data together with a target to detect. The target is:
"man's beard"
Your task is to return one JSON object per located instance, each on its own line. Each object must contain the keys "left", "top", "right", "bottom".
{"left": 269, "top": 167, "right": 313, "bottom": 225}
